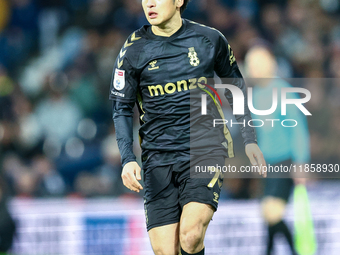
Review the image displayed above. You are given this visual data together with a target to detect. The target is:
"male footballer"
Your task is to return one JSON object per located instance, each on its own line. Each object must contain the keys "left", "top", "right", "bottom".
{"left": 110, "top": 0, "right": 266, "bottom": 254}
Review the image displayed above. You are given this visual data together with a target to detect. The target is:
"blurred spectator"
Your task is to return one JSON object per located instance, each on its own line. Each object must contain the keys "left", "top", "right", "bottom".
{"left": 34, "top": 72, "right": 83, "bottom": 150}
{"left": 10, "top": 0, "right": 38, "bottom": 33}
{"left": 113, "top": 0, "right": 147, "bottom": 33}
{"left": 0, "top": 67, "right": 18, "bottom": 157}
{"left": 37, "top": 0, "right": 68, "bottom": 52}
{"left": 12, "top": 89, "right": 41, "bottom": 155}
{"left": 2, "top": 154, "right": 37, "bottom": 197}
{"left": 86, "top": 0, "right": 114, "bottom": 32}
{"left": 99, "top": 125, "right": 133, "bottom": 197}
{"left": 0, "top": 0, "right": 10, "bottom": 32}
{"left": 0, "top": 176, "right": 16, "bottom": 252}
{"left": 0, "top": 0, "right": 38, "bottom": 70}
{"left": 32, "top": 154, "right": 66, "bottom": 197}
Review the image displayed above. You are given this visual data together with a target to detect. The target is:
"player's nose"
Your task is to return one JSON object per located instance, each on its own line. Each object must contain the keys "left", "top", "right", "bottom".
{"left": 145, "top": 0, "right": 156, "bottom": 8}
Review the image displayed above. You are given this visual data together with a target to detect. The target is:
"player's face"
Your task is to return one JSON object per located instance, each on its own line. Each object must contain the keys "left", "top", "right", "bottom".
{"left": 142, "top": 0, "right": 182, "bottom": 27}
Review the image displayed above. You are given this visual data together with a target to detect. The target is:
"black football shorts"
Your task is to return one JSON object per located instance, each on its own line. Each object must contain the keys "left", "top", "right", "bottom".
{"left": 263, "top": 159, "right": 294, "bottom": 202}
{"left": 143, "top": 156, "right": 224, "bottom": 231}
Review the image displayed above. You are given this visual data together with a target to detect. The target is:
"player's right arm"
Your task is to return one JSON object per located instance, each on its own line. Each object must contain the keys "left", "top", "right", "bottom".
{"left": 110, "top": 35, "right": 143, "bottom": 192}
{"left": 113, "top": 101, "right": 143, "bottom": 192}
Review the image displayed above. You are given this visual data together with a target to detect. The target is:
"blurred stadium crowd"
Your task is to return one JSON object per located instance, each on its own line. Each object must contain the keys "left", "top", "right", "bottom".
{"left": 0, "top": 0, "right": 339, "bottom": 199}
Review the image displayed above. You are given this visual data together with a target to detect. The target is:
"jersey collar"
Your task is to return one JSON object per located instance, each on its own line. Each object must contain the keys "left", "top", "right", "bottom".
{"left": 142, "top": 19, "right": 187, "bottom": 41}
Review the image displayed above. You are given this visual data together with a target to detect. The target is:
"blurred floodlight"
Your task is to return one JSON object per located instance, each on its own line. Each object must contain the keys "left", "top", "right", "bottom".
{"left": 49, "top": 72, "right": 69, "bottom": 93}
{"left": 19, "top": 47, "right": 63, "bottom": 97}
{"left": 43, "top": 137, "right": 62, "bottom": 158}
{"left": 77, "top": 118, "right": 97, "bottom": 140}
{"left": 0, "top": 123, "right": 4, "bottom": 141}
{"left": 65, "top": 137, "right": 85, "bottom": 158}
{"left": 19, "top": 115, "right": 41, "bottom": 148}
{"left": 320, "top": 0, "right": 339, "bottom": 13}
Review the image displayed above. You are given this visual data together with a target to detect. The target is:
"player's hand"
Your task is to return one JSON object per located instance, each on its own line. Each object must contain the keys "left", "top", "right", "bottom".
{"left": 245, "top": 143, "right": 267, "bottom": 178}
{"left": 121, "top": 161, "right": 143, "bottom": 193}
{"left": 294, "top": 178, "right": 306, "bottom": 186}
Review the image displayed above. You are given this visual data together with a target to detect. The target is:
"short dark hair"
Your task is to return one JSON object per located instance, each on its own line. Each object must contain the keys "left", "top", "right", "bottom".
{"left": 180, "top": 0, "right": 191, "bottom": 14}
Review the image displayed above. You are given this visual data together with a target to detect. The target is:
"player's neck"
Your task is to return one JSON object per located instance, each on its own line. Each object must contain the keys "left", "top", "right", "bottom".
{"left": 151, "top": 14, "right": 182, "bottom": 37}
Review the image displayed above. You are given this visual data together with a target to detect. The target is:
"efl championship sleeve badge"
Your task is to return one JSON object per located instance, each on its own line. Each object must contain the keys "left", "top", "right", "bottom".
{"left": 114, "top": 69, "right": 125, "bottom": 90}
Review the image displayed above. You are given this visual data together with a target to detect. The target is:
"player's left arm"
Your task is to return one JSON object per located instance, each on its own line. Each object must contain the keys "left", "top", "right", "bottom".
{"left": 214, "top": 33, "right": 266, "bottom": 176}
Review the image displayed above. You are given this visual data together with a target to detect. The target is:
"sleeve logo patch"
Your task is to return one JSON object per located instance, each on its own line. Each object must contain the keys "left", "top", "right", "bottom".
{"left": 114, "top": 68, "right": 125, "bottom": 90}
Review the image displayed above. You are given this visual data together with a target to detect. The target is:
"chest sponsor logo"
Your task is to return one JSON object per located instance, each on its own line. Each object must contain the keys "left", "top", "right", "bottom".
{"left": 114, "top": 68, "right": 125, "bottom": 90}
{"left": 147, "top": 77, "right": 208, "bottom": 96}
{"left": 188, "top": 47, "right": 200, "bottom": 67}
{"left": 148, "top": 60, "right": 160, "bottom": 71}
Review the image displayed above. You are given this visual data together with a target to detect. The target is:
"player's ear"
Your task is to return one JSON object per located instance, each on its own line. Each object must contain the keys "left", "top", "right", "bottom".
{"left": 176, "top": 0, "right": 184, "bottom": 8}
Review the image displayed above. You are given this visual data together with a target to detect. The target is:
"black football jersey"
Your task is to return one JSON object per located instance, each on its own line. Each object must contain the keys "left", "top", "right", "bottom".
{"left": 110, "top": 19, "right": 256, "bottom": 165}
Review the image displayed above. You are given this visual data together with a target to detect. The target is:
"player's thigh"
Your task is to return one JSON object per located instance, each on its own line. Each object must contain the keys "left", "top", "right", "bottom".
{"left": 177, "top": 156, "right": 224, "bottom": 213}
{"left": 180, "top": 202, "right": 214, "bottom": 240}
{"left": 148, "top": 223, "right": 180, "bottom": 255}
{"left": 144, "top": 163, "right": 182, "bottom": 254}
{"left": 144, "top": 164, "right": 181, "bottom": 231}
{"left": 178, "top": 167, "right": 222, "bottom": 246}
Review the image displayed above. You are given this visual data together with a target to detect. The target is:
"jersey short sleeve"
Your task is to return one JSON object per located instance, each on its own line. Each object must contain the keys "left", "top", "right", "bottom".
{"left": 109, "top": 43, "right": 139, "bottom": 103}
